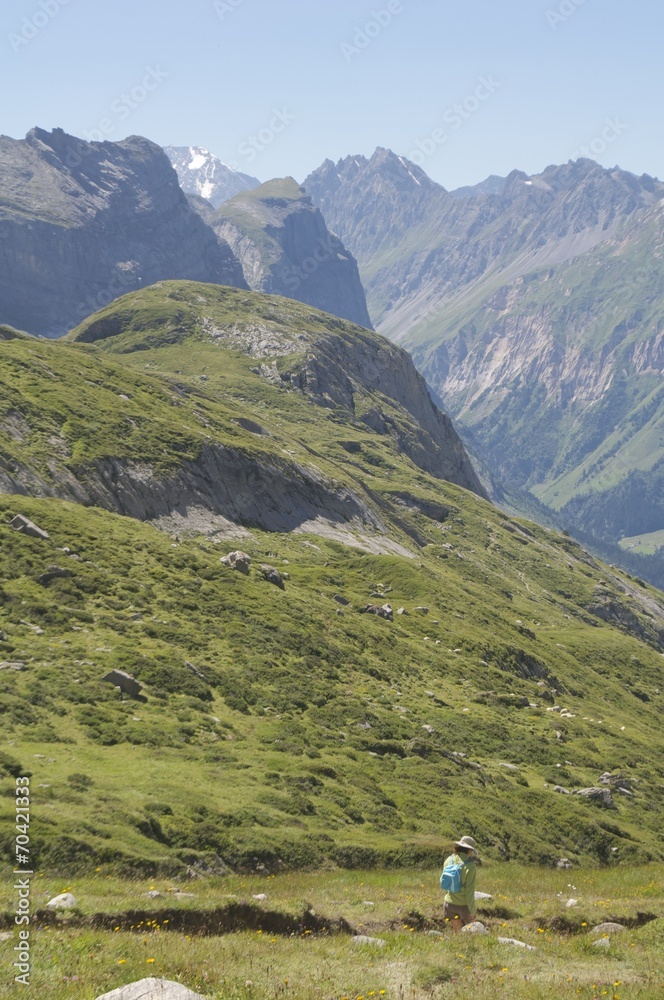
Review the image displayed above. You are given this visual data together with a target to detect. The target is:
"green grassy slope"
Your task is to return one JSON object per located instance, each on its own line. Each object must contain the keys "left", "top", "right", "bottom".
{"left": 1, "top": 282, "right": 663, "bottom": 877}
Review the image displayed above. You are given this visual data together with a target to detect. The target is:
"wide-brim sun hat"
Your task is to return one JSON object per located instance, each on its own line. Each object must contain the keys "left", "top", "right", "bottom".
{"left": 454, "top": 835, "right": 478, "bottom": 852}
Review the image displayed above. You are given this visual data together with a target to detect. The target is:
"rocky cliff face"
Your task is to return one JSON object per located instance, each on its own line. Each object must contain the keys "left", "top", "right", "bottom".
{"left": 165, "top": 145, "right": 260, "bottom": 208}
{"left": 0, "top": 128, "right": 247, "bottom": 336}
{"left": 210, "top": 178, "right": 373, "bottom": 329}
{"left": 305, "top": 150, "right": 664, "bottom": 570}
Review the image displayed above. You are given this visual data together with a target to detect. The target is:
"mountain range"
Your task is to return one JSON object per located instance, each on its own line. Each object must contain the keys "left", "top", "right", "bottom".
{"left": 304, "top": 149, "right": 664, "bottom": 576}
{"left": 0, "top": 129, "right": 370, "bottom": 336}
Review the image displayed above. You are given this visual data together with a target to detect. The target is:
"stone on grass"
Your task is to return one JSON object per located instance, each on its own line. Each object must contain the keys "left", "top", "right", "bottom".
{"left": 351, "top": 935, "right": 386, "bottom": 947}
{"left": 37, "top": 565, "right": 73, "bottom": 586}
{"left": 497, "top": 937, "right": 536, "bottom": 951}
{"left": 259, "top": 564, "right": 285, "bottom": 589}
{"left": 221, "top": 551, "right": 251, "bottom": 574}
{"left": 592, "top": 937, "right": 611, "bottom": 949}
{"left": 147, "top": 890, "right": 164, "bottom": 899}
{"left": 95, "top": 980, "right": 207, "bottom": 1000}
{"left": 47, "top": 892, "right": 77, "bottom": 909}
{"left": 556, "top": 858, "right": 573, "bottom": 870}
{"left": 475, "top": 891, "right": 492, "bottom": 900}
{"left": 553, "top": 785, "right": 570, "bottom": 794}
{"left": 499, "top": 763, "right": 519, "bottom": 771}
{"left": 10, "top": 515, "right": 49, "bottom": 540}
{"left": 425, "top": 929, "right": 445, "bottom": 937}
{"left": 103, "top": 669, "right": 142, "bottom": 699}
{"left": 461, "top": 920, "right": 488, "bottom": 934}
{"left": 333, "top": 595, "right": 350, "bottom": 606}
{"left": 591, "top": 922, "right": 626, "bottom": 934}
{"left": 575, "top": 787, "right": 615, "bottom": 808}
{"left": 0, "top": 661, "right": 25, "bottom": 671}
{"left": 252, "top": 893, "right": 267, "bottom": 901}
{"left": 566, "top": 898, "right": 578, "bottom": 907}
{"left": 359, "top": 603, "right": 393, "bottom": 621}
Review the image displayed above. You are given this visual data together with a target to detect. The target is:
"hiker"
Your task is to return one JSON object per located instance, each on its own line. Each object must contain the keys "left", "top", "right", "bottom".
{"left": 440, "top": 835, "right": 478, "bottom": 932}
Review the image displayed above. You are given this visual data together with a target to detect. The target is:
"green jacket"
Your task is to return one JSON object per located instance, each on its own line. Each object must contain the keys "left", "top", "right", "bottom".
{"left": 442, "top": 853, "right": 477, "bottom": 911}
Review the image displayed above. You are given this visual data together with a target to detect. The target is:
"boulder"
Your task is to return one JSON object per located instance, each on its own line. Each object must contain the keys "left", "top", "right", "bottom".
{"left": 414, "top": 606, "right": 429, "bottom": 614}
{"left": 46, "top": 892, "right": 77, "bottom": 909}
{"left": 591, "top": 922, "right": 626, "bottom": 934}
{"left": 556, "top": 858, "right": 573, "bottom": 870}
{"left": 575, "top": 787, "right": 615, "bottom": 808}
{"left": 553, "top": 785, "right": 570, "bottom": 794}
{"left": 10, "top": 514, "right": 49, "bottom": 540}
{"left": 221, "top": 551, "right": 251, "bottom": 574}
{"left": 147, "top": 890, "right": 164, "bottom": 899}
{"left": 474, "top": 891, "right": 492, "bottom": 900}
{"left": 497, "top": 937, "right": 536, "bottom": 951}
{"left": 103, "top": 669, "right": 142, "bottom": 698}
{"left": 37, "top": 565, "right": 73, "bottom": 586}
{"left": 396, "top": 607, "right": 408, "bottom": 615}
{"left": 259, "top": 564, "right": 285, "bottom": 589}
{"left": 461, "top": 920, "right": 488, "bottom": 934}
{"left": 0, "top": 661, "right": 25, "bottom": 671}
{"left": 95, "top": 980, "right": 207, "bottom": 1000}
{"left": 359, "top": 603, "right": 394, "bottom": 621}
{"left": 592, "top": 937, "right": 611, "bottom": 948}
{"left": 599, "top": 772, "right": 632, "bottom": 790}
{"left": 252, "top": 893, "right": 267, "bottom": 901}
{"left": 566, "top": 898, "right": 578, "bottom": 907}
{"left": 351, "top": 935, "right": 386, "bottom": 947}
{"left": 499, "top": 763, "right": 519, "bottom": 771}
{"left": 333, "top": 595, "right": 350, "bottom": 605}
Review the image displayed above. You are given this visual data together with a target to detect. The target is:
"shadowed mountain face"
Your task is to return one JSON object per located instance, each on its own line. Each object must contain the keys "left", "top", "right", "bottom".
{"left": 304, "top": 149, "right": 664, "bottom": 570}
{"left": 208, "top": 178, "right": 373, "bottom": 329}
{"left": 0, "top": 128, "right": 248, "bottom": 337}
{"left": 165, "top": 144, "right": 260, "bottom": 207}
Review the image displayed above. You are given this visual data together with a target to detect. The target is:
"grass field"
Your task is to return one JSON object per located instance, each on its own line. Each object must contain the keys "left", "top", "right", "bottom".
{"left": 1, "top": 865, "right": 662, "bottom": 999}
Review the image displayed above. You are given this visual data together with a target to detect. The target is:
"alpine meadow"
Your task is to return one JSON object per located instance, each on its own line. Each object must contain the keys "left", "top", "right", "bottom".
{"left": 1, "top": 2, "right": 664, "bottom": 998}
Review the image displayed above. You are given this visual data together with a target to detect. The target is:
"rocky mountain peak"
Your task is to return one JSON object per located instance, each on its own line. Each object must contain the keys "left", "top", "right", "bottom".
{"left": 165, "top": 144, "right": 260, "bottom": 208}
{"left": 209, "top": 178, "right": 373, "bottom": 328}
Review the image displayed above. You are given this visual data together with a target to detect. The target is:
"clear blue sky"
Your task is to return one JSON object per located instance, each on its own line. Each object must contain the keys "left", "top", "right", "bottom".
{"left": 1, "top": 0, "right": 661, "bottom": 189}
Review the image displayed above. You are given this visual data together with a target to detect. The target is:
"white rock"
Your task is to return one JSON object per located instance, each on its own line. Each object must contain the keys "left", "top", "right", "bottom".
{"left": 362, "top": 901, "right": 375, "bottom": 906}
{"left": 499, "top": 763, "right": 519, "bottom": 771}
{"left": 351, "top": 935, "right": 386, "bottom": 947}
{"left": 461, "top": 920, "right": 488, "bottom": 934}
{"left": 566, "top": 898, "right": 578, "bottom": 907}
{"left": 592, "top": 937, "right": 611, "bottom": 948}
{"left": 46, "top": 892, "right": 77, "bottom": 909}
{"left": 591, "top": 922, "right": 626, "bottom": 934}
{"left": 475, "top": 891, "right": 492, "bottom": 900}
{"left": 425, "top": 929, "right": 445, "bottom": 937}
{"left": 252, "top": 893, "right": 267, "bottom": 901}
{"left": 497, "top": 937, "right": 536, "bottom": 951}
{"left": 95, "top": 979, "right": 207, "bottom": 1000}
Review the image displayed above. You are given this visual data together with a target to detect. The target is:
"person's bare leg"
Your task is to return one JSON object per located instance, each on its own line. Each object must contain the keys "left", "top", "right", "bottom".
{"left": 451, "top": 917, "right": 463, "bottom": 933}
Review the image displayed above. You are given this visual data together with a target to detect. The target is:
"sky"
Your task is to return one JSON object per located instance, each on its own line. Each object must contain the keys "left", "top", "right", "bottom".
{"left": 1, "top": 0, "right": 662, "bottom": 190}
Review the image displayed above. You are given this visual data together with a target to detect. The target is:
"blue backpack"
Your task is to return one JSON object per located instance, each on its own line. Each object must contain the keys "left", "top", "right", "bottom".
{"left": 440, "top": 859, "right": 467, "bottom": 893}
